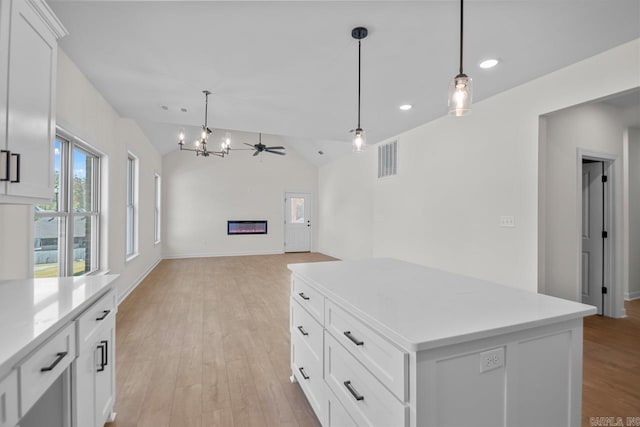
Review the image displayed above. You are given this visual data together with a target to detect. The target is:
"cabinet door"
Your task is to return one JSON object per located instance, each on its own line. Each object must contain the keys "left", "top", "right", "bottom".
{"left": 72, "top": 342, "right": 97, "bottom": 427}
{"left": 5, "top": 0, "right": 57, "bottom": 200}
{"left": 94, "top": 316, "right": 115, "bottom": 427}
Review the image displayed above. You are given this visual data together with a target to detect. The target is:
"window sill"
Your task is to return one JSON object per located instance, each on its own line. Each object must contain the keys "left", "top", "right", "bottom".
{"left": 125, "top": 253, "right": 139, "bottom": 263}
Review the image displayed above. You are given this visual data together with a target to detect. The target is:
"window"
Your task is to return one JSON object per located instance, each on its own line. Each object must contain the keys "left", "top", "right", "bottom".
{"left": 290, "top": 197, "right": 305, "bottom": 224}
{"left": 34, "top": 135, "right": 100, "bottom": 278}
{"left": 378, "top": 140, "right": 398, "bottom": 178}
{"left": 154, "top": 173, "right": 161, "bottom": 244}
{"left": 126, "top": 153, "right": 138, "bottom": 259}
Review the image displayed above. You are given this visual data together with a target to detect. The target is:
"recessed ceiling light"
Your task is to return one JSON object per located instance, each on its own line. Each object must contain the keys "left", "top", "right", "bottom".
{"left": 399, "top": 104, "right": 412, "bottom": 111}
{"left": 161, "top": 105, "right": 168, "bottom": 110}
{"left": 180, "top": 108, "right": 187, "bottom": 112}
{"left": 479, "top": 58, "right": 499, "bottom": 69}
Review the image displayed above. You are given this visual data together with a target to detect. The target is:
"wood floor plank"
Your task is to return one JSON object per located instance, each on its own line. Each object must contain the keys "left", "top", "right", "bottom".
{"left": 107, "top": 253, "right": 638, "bottom": 427}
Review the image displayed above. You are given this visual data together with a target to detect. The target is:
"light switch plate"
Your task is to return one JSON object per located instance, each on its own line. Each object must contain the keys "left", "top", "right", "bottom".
{"left": 499, "top": 216, "right": 515, "bottom": 227}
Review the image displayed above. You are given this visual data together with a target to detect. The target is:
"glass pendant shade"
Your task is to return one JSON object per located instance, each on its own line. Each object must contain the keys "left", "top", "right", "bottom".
{"left": 352, "top": 128, "right": 366, "bottom": 153}
{"left": 448, "top": 73, "right": 472, "bottom": 117}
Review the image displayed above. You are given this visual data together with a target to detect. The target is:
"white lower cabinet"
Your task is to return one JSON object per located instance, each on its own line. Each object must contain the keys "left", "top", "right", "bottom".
{"left": 73, "top": 290, "right": 116, "bottom": 427}
{"left": 326, "top": 387, "right": 357, "bottom": 427}
{"left": 0, "top": 371, "right": 18, "bottom": 427}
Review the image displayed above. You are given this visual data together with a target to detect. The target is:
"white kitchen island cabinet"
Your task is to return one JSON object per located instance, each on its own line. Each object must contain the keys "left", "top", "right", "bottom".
{"left": 289, "top": 258, "right": 596, "bottom": 427}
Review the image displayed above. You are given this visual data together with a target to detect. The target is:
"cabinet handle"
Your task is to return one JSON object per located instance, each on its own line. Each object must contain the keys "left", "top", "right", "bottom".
{"left": 297, "top": 326, "right": 309, "bottom": 336}
{"left": 97, "top": 343, "right": 106, "bottom": 372}
{"left": 40, "top": 352, "right": 67, "bottom": 372}
{"left": 0, "top": 150, "right": 9, "bottom": 181}
{"left": 96, "top": 310, "right": 111, "bottom": 321}
{"left": 9, "top": 153, "right": 19, "bottom": 183}
{"left": 298, "top": 367, "right": 310, "bottom": 380}
{"left": 344, "top": 331, "right": 364, "bottom": 346}
{"left": 298, "top": 292, "right": 310, "bottom": 301}
{"left": 101, "top": 340, "right": 109, "bottom": 367}
{"left": 344, "top": 380, "right": 364, "bottom": 401}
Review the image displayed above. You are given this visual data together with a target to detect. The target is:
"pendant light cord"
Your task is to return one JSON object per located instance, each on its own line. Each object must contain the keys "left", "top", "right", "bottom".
{"left": 203, "top": 91, "right": 209, "bottom": 130}
{"left": 459, "top": 0, "right": 464, "bottom": 75}
{"left": 357, "top": 39, "right": 362, "bottom": 128}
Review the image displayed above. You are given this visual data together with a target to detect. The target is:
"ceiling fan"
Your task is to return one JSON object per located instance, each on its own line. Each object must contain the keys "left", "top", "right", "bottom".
{"left": 242, "top": 133, "right": 286, "bottom": 156}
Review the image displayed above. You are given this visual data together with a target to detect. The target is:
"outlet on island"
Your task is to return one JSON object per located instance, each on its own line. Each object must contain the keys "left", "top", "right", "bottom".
{"left": 480, "top": 347, "right": 505, "bottom": 373}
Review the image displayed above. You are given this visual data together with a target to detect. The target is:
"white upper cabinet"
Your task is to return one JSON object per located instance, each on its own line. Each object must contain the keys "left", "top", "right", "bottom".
{"left": 0, "top": 0, "right": 66, "bottom": 204}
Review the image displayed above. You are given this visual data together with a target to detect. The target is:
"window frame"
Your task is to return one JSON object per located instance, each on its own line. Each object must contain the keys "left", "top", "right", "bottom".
{"left": 34, "top": 131, "right": 101, "bottom": 277}
{"left": 125, "top": 152, "right": 139, "bottom": 261}
{"left": 154, "top": 173, "right": 161, "bottom": 245}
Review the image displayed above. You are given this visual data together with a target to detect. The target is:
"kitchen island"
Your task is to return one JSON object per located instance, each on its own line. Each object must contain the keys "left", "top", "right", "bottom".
{"left": 0, "top": 274, "right": 118, "bottom": 427}
{"left": 289, "top": 258, "right": 596, "bottom": 427}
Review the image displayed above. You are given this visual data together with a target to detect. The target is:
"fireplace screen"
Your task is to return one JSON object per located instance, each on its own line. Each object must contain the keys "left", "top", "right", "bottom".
{"left": 227, "top": 220, "right": 268, "bottom": 235}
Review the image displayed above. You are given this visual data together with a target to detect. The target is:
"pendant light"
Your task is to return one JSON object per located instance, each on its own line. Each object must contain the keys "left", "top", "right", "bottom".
{"left": 352, "top": 26, "right": 368, "bottom": 153}
{"left": 448, "top": 0, "right": 472, "bottom": 116}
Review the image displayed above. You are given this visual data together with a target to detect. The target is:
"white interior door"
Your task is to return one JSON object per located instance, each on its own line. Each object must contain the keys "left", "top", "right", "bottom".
{"left": 581, "top": 162, "right": 603, "bottom": 313}
{"left": 285, "top": 193, "right": 311, "bottom": 252}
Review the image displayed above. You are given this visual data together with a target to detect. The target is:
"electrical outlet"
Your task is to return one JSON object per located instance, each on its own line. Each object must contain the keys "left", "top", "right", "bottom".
{"left": 499, "top": 216, "right": 515, "bottom": 228}
{"left": 480, "top": 347, "right": 504, "bottom": 373}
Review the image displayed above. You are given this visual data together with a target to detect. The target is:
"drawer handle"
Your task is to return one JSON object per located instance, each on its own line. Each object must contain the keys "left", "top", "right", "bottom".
{"left": 298, "top": 367, "right": 310, "bottom": 380}
{"left": 297, "top": 326, "right": 309, "bottom": 336}
{"left": 40, "top": 352, "right": 68, "bottom": 372}
{"left": 344, "top": 380, "right": 364, "bottom": 401}
{"left": 344, "top": 331, "right": 364, "bottom": 346}
{"left": 96, "top": 310, "right": 111, "bottom": 321}
{"left": 298, "top": 292, "right": 310, "bottom": 301}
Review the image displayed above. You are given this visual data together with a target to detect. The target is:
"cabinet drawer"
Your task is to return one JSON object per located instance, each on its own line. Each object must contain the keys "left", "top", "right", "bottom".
{"left": 325, "top": 332, "right": 407, "bottom": 427}
{"left": 291, "top": 298, "right": 323, "bottom": 362}
{"left": 0, "top": 371, "right": 18, "bottom": 427}
{"left": 77, "top": 289, "right": 116, "bottom": 348}
{"left": 291, "top": 333, "right": 324, "bottom": 424}
{"left": 19, "top": 321, "right": 76, "bottom": 416}
{"left": 325, "top": 300, "right": 408, "bottom": 401}
{"left": 292, "top": 276, "right": 324, "bottom": 323}
{"left": 327, "top": 386, "right": 358, "bottom": 427}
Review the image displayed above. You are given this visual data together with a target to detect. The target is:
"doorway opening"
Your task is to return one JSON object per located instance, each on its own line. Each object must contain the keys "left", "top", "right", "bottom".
{"left": 578, "top": 152, "right": 616, "bottom": 316}
{"left": 284, "top": 192, "right": 312, "bottom": 253}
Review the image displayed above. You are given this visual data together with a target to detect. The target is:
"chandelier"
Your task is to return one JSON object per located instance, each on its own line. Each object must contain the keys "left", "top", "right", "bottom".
{"left": 178, "top": 90, "right": 232, "bottom": 157}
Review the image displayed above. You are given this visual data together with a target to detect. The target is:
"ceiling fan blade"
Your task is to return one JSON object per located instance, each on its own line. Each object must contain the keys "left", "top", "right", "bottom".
{"left": 265, "top": 150, "right": 286, "bottom": 156}
{"left": 244, "top": 143, "right": 256, "bottom": 149}
{"left": 253, "top": 150, "right": 260, "bottom": 156}
{"left": 265, "top": 146, "right": 285, "bottom": 150}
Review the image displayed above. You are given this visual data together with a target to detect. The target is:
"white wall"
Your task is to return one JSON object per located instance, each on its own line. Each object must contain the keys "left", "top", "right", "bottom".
{"left": 163, "top": 131, "right": 317, "bottom": 258}
{"left": 627, "top": 127, "right": 640, "bottom": 299}
{"left": 541, "top": 103, "right": 625, "bottom": 307}
{"left": 317, "top": 151, "right": 374, "bottom": 260}
{"left": 0, "top": 205, "right": 33, "bottom": 280}
{"left": 318, "top": 39, "right": 640, "bottom": 296}
{"left": 55, "top": 50, "right": 162, "bottom": 299}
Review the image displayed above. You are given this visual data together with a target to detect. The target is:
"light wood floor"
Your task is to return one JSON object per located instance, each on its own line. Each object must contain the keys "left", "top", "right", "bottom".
{"left": 107, "top": 253, "right": 333, "bottom": 427}
{"left": 107, "top": 254, "right": 640, "bottom": 427}
{"left": 582, "top": 299, "right": 640, "bottom": 426}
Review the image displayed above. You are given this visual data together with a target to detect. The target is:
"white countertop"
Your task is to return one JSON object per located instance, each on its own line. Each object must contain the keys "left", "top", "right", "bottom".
{"left": 288, "top": 258, "right": 597, "bottom": 351}
{"left": 0, "top": 275, "right": 118, "bottom": 379}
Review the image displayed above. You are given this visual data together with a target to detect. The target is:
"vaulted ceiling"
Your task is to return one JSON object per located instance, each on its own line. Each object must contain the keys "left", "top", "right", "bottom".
{"left": 49, "top": 1, "right": 640, "bottom": 165}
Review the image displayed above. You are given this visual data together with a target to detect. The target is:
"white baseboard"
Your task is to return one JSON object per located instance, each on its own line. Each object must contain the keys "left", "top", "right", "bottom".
{"left": 624, "top": 290, "right": 640, "bottom": 301}
{"left": 117, "top": 257, "right": 162, "bottom": 305}
{"left": 163, "top": 249, "right": 284, "bottom": 259}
